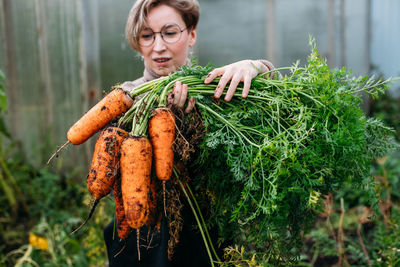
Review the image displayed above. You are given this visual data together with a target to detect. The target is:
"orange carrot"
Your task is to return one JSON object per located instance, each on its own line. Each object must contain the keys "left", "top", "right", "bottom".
{"left": 148, "top": 107, "right": 175, "bottom": 181}
{"left": 113, "top": 172, "right": 131, "bottom": 241}
{"left": 67, "top": 88, "right": 133, "bottom": 145}
{"left": 148, "top": 107, "right": 175, "bottom": 216}
{"left": 70, "top": 126, "right": 128, "bottom": 235}
{"left": 48, "top": 88, "right": 133, "bottom": 164}
{"left": 86, "top": 126, "right": 128, "bottom": 198}
{"left": 145, "top": 174, "right": 159, "bottom": 227}
{"left": 120, "top": 136, "right": 152, "bottom": 261}
{"left": 112, "top": 172, "right": 132, "bottom": 258}
{"left": 120, "top": 136, "right": 151, "bottom": 229}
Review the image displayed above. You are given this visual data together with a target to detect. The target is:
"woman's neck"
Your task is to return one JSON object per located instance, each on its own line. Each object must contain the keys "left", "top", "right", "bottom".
{"left": 143, "top": 65, "right": 161, "bottom": 81}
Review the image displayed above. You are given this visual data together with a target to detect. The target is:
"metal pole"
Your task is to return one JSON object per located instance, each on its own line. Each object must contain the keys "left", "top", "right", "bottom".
{"left": 328, "top": 0, "right": 336, "bottom": 67}
{"left": 266, "top": 0, "right": 277, "bottom": 65}
{"left": 34, "top": 0, "right": 54, "bottom": 131}
{"left": 340, "top": 0, "right": 346, "bottom": 67}
{"left": 0, "top": 0, "right": 20, "bottom": 139}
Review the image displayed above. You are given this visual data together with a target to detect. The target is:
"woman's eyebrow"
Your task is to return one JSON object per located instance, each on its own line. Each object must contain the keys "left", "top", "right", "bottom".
{"left": 142, "top": 23, "right": 182, "bottom": 31}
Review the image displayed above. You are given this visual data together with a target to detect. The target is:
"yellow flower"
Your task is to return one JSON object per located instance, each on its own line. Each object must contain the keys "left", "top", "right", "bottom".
{"left": 29, "top": 233, "right": 49, "bottom": 251}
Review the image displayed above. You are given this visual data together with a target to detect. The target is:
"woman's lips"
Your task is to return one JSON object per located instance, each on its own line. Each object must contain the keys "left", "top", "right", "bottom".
{"left": 153, "top": 57, "right": 171, "bottom": 67}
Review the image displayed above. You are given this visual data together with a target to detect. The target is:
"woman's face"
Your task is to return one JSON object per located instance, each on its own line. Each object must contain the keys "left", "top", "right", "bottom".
{"left": 139, "top": 4, "right": 197, "bottom": 76}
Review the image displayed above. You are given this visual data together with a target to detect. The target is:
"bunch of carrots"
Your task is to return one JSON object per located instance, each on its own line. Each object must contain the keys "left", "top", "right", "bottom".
{"left": 49, "top": 82, "right": 179, "bottom": 258}
{"left": 50, "top": 45, "right": 397, "bottom": 265}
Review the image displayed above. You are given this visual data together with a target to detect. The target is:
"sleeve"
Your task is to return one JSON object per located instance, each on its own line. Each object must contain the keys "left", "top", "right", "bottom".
{"left": 256, "top": 59, "right": 282, "bottom": 79}
{"left": 120, "top": 77, "right": 147, "bottom": 93}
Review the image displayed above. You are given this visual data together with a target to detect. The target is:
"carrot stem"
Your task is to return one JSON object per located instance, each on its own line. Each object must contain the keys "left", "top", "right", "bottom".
{"left": 131, "top": 93, "right": 158, "bottom": 137}
{"left": 174, "top": 169, "right": 216, "bottom": 267}
{"left": 186, "top": 182, "right": 221, "bottom": 262}
{"left": 196, "top": 102, "right": 260, "bottom": 148}
{"left": 112, "top": 213, "right": 116, "bottom": 240}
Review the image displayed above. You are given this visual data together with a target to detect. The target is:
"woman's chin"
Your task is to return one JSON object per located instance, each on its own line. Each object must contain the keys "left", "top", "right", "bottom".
{"left": 154, "top": 66, "right": 175, "bottom": 76}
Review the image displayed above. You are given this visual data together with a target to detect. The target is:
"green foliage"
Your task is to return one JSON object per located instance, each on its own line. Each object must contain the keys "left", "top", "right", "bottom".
{"left": 0, "top": 159, "right": 112, "bottom": 266}
{"left": 0, "top": 70, "right": 111, "bottom": 266}
{"left": 298, "top": 81, "right": 400, "bottom": 266}
{"left": 300, "top": 152, "right": 400, "bottom": 266}
{"left": 369, "top": 90, "right": 400, "bottom": 142}
{"left": 186, "top": 39, "right": 398, "bottom": 263}
{"left": 0, "top": 70, "right": 9, "bottom": 137}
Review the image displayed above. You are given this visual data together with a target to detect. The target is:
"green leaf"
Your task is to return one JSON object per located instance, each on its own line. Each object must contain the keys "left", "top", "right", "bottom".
{"left": 0, "top": 69, "right": 5, "bottom": 82}
{"left": 0, "top": 118, "right": 10, "bottom": 137}
{"left": 0, "top": 90, "right": 8, "bottom": 113}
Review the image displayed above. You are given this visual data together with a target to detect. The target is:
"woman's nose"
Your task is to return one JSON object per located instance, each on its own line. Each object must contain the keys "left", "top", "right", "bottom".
{"left": 153, "top": 33, "right": 166, "bottom": 51}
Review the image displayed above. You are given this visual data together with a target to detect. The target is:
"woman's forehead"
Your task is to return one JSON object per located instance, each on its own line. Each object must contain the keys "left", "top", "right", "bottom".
{"left": 145, "top": 4, "right": 185, "bottom": 30}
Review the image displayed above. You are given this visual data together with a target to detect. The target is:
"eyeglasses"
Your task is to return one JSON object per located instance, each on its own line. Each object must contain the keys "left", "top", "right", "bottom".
{"left": 138, "top": 23, "right": 187, "bottom": 47}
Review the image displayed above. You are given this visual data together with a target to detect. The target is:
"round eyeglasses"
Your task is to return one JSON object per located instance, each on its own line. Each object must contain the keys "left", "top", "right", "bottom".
{"left": 138, "top": 23, "right": 187, "bottom": 47}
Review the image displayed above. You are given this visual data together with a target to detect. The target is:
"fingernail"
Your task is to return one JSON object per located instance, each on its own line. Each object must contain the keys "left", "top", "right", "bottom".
{"left": 204, "top": 74, "right": 211, "bottom": 83}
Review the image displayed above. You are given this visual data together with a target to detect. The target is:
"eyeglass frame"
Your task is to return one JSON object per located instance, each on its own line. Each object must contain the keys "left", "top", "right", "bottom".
{"left": 137, "top": 23, "right": 188, "bottom": 47}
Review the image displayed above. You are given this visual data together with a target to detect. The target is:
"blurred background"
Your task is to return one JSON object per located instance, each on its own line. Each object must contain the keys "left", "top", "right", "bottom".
{"left": 0, "top": 0, "right": 399, "bottom": 266}
{"left": 1, "top": 0, "right": 399, "bottom": 172}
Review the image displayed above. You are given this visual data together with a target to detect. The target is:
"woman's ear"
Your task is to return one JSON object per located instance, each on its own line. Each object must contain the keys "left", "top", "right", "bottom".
{"left": 188, "top": 28, "right": 197, "bottom": 47}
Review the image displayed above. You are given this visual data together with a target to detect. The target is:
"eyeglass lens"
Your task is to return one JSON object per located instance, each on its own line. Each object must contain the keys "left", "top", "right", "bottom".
{"left": 139, "top": 24, "right": 185, "bottom": 47}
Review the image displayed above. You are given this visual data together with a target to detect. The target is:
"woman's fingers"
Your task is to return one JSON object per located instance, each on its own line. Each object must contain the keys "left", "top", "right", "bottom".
{"left": 242, "top": 73, "right": 252, "bottom": 98}
{"left": 167, "top": 81, "right": 194, "bottom": 113}
{"left": 214, "top": 70, "right": 234, "bottom": 99}
{"left": 167, "top": 92, "right": 174, "bottom": 104}
{"left": 169, "top": 59, "right": 264, "bottom": 110}
{"left": 204, "top": 68, "right": 223, "bottom": 84}
{"left": 185, "top": 97, "right": 196, "bottom": 114}
{"left": 224, "top": 72, "right": 242, "bottom": 101}
{"left": 179, "top": 84, "right": 188, "bottom": 108}
{"left": 173, "top": 81, "right": 182, "bottom": 106}
{"left": 205, "top": 60, "right": 264, "bottom": 100}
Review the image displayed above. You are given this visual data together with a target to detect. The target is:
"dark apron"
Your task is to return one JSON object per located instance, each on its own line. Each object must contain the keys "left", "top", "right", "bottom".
{"left": 104, "top": 203, "right": 223, "bottom": 267}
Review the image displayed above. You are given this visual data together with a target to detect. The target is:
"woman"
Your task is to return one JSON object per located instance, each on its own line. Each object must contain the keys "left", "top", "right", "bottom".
{"left": 103, "top": 0, "right": 277, "bottom": 266}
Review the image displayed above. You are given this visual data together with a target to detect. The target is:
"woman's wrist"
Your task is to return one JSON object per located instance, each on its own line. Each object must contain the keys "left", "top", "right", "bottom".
{"left": 254, "top": 59, "right": 275, "bottom": 73}
{"left": 255, "top": 59, "right": 281, "bottom": 79}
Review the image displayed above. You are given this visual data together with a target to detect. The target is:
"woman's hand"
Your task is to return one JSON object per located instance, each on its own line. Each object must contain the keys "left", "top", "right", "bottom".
{"left": 167, "top": 81, "right": 195, "bottom": 113}
{"left": 204, "top": 60, "right": 269, "bottom": 101}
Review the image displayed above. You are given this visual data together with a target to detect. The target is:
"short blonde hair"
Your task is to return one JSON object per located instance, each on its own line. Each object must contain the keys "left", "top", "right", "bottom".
{"left": 126, "top": 0, "right": 200, "bottom": 51}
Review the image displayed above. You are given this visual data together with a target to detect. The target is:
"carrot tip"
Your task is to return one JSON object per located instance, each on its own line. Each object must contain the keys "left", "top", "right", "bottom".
{"left": 114, "top": 240, "right": 127, "bottom": 258}
{"left": 69, "top": 198, "right": 99, "bottom": 236}
{"left": 137, "top": 229, "right": 141, "bottom": 261}
{"left": 163, "top": 181, "right": 167, "bottom": 217}
{"left": 47, "top": 140, "right": 70, "bottom": 164}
